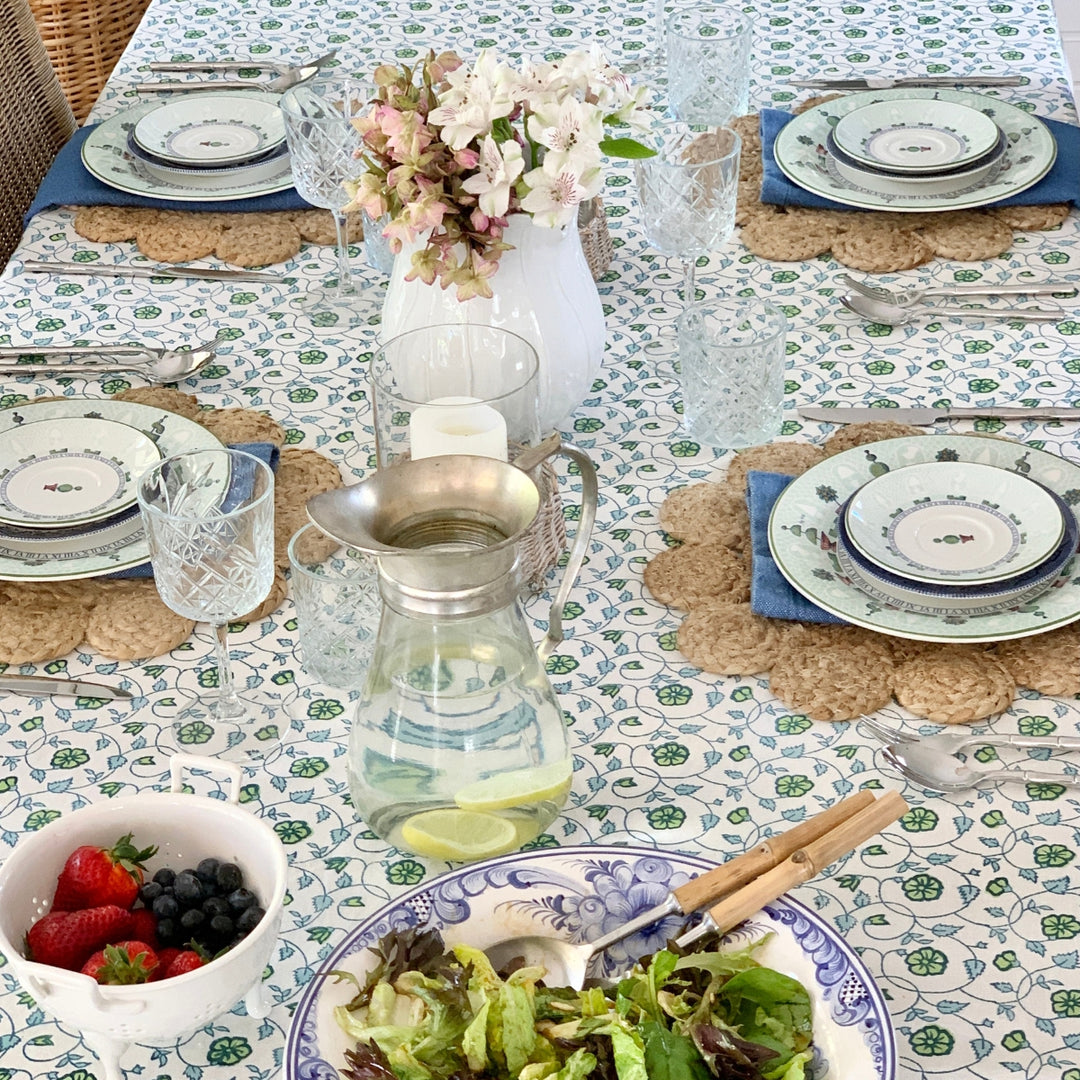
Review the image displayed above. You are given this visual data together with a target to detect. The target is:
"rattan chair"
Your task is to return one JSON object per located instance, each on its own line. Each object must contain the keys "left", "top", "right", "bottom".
{"left": 30, "top": 0, "right": 151, "bottom": 123}
{"left": 0, "top": 0, "right": 77, "bottom": 269}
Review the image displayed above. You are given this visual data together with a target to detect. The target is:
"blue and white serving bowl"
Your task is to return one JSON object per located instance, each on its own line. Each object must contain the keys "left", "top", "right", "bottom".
{"left": 285, "top": 845, "right": 896, "bottom": 1080}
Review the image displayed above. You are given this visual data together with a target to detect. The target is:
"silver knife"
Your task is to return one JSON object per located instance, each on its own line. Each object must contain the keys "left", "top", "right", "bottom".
{"left": 22, "top": 260, "right": 286, "bottom": 285}
{"left": 787, "top": 76, "right": 1025, "bottom": 90}
{"left": 798, "top": 405, "right": 1080, "bottom": 426}
{"left": 0, "top": 674, "right": 133, "bottom": 700}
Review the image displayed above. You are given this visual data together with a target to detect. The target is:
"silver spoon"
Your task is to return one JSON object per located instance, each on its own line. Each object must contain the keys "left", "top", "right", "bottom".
{"left": 859, "top": 714, "right": 1080, "bottom": 756}
{"left": 881, "top": 742, "right": 1080, "bottom": 794}
{"left": 839, "top": 272, "right": 1076, "bottom": 308}
{"left": 839, "top": 292, "right": 1064, "bottom": 324}
{"left": 0, "top": 332, "right": 223, "bottom": 384}
{"left": 483, "top": 790, "right": 876, "bottom": 988}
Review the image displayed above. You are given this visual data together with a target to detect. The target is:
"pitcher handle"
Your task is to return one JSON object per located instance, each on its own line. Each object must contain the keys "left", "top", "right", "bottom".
{"left": 536, "top": 442, "right": 598, "bottom": 662}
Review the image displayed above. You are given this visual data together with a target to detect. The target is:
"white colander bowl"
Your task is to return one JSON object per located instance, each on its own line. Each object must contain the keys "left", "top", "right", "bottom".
{"left": 0, "top": 754, "right": 288, "bottom": 1080}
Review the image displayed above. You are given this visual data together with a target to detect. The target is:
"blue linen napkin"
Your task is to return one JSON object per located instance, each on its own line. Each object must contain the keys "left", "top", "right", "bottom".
{"left": 746, "top": 469, "right": 846, "bottom": 624}
{"left": 25, "top": 127, "right": 315, "bottom": 223}
{"left": 107, "top": 441, "right": 280, "bottom": 579}
{"left": 759, "top": 108, "right": 1080, "bottom": 210}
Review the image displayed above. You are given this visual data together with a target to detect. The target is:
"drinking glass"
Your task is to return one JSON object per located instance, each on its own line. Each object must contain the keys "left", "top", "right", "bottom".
{"left": 280, "top": 76, "right": 374, "bottom": 327}
{"left": 137, "top": 448, "right": 279, "bottom": 763}
{"left": 677, "top": 297, "right": 788, "bottom": 448}
{"left": 621, "top": 0, "right": 669, "bottom": 78}
{"left": 635, "top": 123, "right": 741, "bottom": 354}
{"left": 666, "top": 3, "right": 752, "bottom": 126}
{"left": 369, "top": 324, "right": 542, "bottom": 467}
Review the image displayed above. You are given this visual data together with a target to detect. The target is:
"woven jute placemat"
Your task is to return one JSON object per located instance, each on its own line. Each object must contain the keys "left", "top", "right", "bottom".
{"left": 732, "top": 106, "right": 1073, "bottom": 271}
{"left": 0, "top": 389, "right": 345, "bottom": 665}
{"left": 644, "top": 421, "right": 1080, "bottom": 723}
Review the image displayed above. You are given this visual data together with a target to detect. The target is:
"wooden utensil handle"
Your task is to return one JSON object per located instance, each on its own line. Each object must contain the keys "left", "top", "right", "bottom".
{"left": 702, "top": 790, "right": 909, "bottom": 937}
{"left": 671, "top": 789, "right": 877, "bottom": 913}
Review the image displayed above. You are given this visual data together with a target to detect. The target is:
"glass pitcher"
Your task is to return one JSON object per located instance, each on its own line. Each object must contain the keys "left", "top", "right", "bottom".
{"left": 307, "top": 436, "right": 597, "bottom": 861}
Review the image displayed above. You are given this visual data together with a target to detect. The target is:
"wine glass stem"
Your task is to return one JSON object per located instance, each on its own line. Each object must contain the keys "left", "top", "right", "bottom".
{"left": 680, "top": 256, "right": 696, "bottom": 309}
{"left": 211, "top": 622, "right": 242, "bottom": 717}
{"left": 333, "top": 208, "right": 353, "bottom": 294}
{"left": 652, "top": 0, "right": 666, "bottom": 61}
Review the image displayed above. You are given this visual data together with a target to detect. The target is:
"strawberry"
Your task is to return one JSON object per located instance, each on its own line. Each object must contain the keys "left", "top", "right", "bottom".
{"left": 26, "top": 905, "right": 133, "bottom": 971}
{"left": 81, "top": 941, "right": 159, "bottom": 984}
{"left": 163, "top": 947, "right": 209, "bottom": 979}
{"left": 125, "top": 907, "right": 159, "bottom": 948}
{"left": 151, "top": 946, "right": 181, "bottom": 981}
{"left": 52, "top": 833, "right": 158, "bottom": 911}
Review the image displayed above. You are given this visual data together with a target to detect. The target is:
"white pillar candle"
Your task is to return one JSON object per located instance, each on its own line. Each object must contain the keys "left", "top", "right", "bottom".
{"left": 409, "top": 396, "right": 509, "bottom": 461}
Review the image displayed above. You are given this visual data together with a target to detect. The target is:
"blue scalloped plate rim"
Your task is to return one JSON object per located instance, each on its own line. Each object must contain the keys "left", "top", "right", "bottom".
{"left": 284, "top": 844, "right": 897, "bottom": 1080}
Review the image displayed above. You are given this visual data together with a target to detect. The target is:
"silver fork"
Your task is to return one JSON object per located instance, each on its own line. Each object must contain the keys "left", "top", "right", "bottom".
{"left": 859, "top": 713, "right": 1080, "bottom": 755}
{"left": 840, "top": 272, "right": 1076, "bottom": 308}
{"left": 147, "top": 48, "right": 337, "bottom": 76}
{"left": 136, "top": 63, "right": 323, "bottom": 94}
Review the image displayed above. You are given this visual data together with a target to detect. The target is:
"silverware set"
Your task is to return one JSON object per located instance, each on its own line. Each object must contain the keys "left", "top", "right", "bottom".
{"left": 0, "top": 330, "right": 223, "bottom": 384}
{"left": 860, "top": 714, "right": 1080, "bottom": 793}
{"left": 787, "top": 75, "right": 1026, "bottom": 90}
{"left": 138, "top": 48, "right": 336, "bottom": 93}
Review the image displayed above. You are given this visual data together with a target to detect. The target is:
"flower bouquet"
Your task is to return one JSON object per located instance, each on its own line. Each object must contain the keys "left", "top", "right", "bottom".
{"left": 344, "top": 45, "right": 653, "bottom": 300}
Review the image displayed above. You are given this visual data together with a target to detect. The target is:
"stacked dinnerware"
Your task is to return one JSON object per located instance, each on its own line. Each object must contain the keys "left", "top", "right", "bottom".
{"left": 834, "top": 460, "right": 1077, "bottom": 617}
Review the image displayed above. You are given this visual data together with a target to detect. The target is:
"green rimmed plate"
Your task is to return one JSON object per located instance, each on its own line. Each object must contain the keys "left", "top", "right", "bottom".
{"left": 768, "top": 435, "right": 1080, "bottom": 642}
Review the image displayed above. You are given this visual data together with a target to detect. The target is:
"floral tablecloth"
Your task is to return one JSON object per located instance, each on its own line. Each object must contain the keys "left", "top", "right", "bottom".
{"left": 0, "top": 1, "right": 1079, "bottom": 1078}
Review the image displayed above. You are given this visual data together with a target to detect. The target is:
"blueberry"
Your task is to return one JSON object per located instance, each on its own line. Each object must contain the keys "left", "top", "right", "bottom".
{"left": 156, "top": 917, "right": 177, "bottom": 945}
{"left": 202, "top": 896, "right": 230, "bottom": 919}
{"left": 174, "top": 871, "right": 203, "bottom": 905}
{"left": 179, "top": 908, "right": 205, "bottom": 932}
{"left": 139, "top": 881, "right": 163, "bottom": 905}
{"left": 152, "top": 894, "right": 180, "bottom": 920}
{"left": 227, "top": 888, "right": 257, "bottom": 912}
{"left": 153, "top": 868, "right": 176, "bottom": 888}
{"left": 209, "top": 914, "right": 235, "bottom": 939}
{"left": 215, "top": 862, "right": 243, "bottom": 893}
{"left": 235, "top": 905, "right": 264, "bottom": 934}
{"left": 195, "top": 857, "right": 220, "bottom": 885}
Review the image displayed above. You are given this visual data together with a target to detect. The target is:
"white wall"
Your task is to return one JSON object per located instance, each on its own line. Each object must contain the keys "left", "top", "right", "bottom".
{"left": 1055, "top": 0, "right": 1080, "bottom": 91}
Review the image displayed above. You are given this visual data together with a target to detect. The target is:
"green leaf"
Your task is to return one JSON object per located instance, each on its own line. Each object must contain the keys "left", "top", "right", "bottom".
{"left": 600, "top": 137, "right": 657, "bottom": 159}
{"left": 642, "top": 1021, "right": 712, "bottom": 1080}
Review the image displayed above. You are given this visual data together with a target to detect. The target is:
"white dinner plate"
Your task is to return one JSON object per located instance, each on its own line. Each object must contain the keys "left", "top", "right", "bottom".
{"left": 0, "top": 417, "right": 162, "bottom": 529}
{"left": 132, "top": 92, "right": 286, "bottom": 166}
{"left": 844, "top": 460, "right": 1065, "bottom": 584}
{"left": 768, "top": 435, "right": 1080, "bottom": 642}
{"left": 0, "top": 399, "right": 224, "bottom": 581}
{"left": 824, "top": 127, "right": 1007, "bottom": 181}
{"left": 82, "top": 99, "right": 296, "bottom": 202}
{"left": 832, "top": 96, "right": 1000, "bottom": 172}
{"left": 285, "top": 845, "right": 896, "bottom": 1080}
{"left": 773, "top": 88, "right": 1057, "bottom": 212}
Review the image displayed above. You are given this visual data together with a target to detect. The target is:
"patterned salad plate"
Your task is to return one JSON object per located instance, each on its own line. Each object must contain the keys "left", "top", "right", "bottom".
{"left": 768, "top": 435, "right": 1080, "bottom": 641}
{"left": 773, "top": 88, "right": 1056, "bottom": 211}
{"left": 0, "top": 416, "right": 161, "bottom": 529}
{"left": 285, "top": 845, "right": 896, "bottom": 1080}
{"left": 844, "top": 460, "right": 1065, "bottom": 584}
{"left": 82, "top": 98, "right": 294, "bottom": 202}
{"left": 132, "top": 92, "right": 286, "bottom": 166}
{"left": 0, "top": 399, "right": 223, "bottom": 580}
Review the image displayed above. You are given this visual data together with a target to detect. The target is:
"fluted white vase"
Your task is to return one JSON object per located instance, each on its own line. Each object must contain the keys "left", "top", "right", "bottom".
{"left": 379, "top": 214, "right": 606, "bottom": 433}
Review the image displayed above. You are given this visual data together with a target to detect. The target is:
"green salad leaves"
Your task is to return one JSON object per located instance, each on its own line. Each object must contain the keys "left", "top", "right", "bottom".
{"left": 332, "top": 926, "right": 814, "bottom": 1080}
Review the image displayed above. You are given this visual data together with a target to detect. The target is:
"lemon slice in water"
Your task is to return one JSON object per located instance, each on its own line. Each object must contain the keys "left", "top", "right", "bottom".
{"left": 454, "top": 760, "right": 573, "bottom": 812}
{"left": 400, "top": 808, "right": 519, "bottom": 861}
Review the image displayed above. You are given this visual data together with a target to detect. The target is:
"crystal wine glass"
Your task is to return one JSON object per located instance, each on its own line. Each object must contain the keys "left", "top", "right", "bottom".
{"left": 137, "top": 448, "right": 279, "bottom": 763}
{"left": 621, "top": 0, "right": 669, "bottom": 78}
{"left": 279, "top": 76, "right": 374, "bottom": 327}
{"left": 634, "top": 123, "right": 741, "bottom": 356}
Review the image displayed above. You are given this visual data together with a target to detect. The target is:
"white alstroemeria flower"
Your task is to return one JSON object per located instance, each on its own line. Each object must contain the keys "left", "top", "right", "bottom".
{"left": 429, "top": 49, "right": 516, "bottom": 149}
{"left": 510, "top": 58, "right": 556, "bottom": 109}
{"left": 603, "top": 82, "right": 654, "bottom": 132}
{"left": 520, "top": 162, "right": 600, "bottom": 228}
{"left": 461, "top": 136, "right": 525, "bottom": 217}
{"left": 526, "top": 97, "right": 605, "bottom": 175}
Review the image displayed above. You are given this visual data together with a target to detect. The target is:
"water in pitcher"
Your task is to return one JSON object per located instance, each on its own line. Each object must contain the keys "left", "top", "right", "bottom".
{"left": 347, "top": 603, "right": 572, "bottom": 859}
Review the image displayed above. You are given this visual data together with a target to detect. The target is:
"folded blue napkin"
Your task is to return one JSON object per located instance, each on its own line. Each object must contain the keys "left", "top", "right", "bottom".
{"left": 107, "top": 441, "right": 280, "bottom": 579}
{"left": 25, "top": 127, "right": 314, "bottom": 223}
{"left": 759, "top": 108, "right": 1080, "bottom": 210}
{"left": 746, "top": 469, "right": 846, "bottom": 624}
